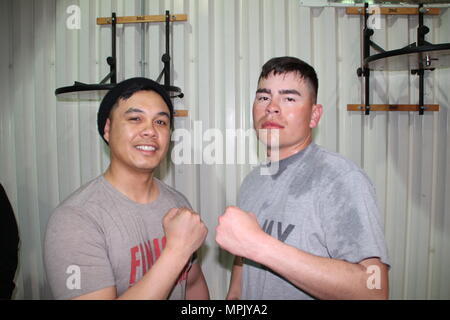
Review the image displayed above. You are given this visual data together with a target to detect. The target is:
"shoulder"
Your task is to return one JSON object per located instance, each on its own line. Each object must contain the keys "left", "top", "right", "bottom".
{"left": 242, "top": 161, "right": 269, "bottom": 186}
{"left": 154, "top": 178, "right": 192, "bottom": 209}
{"left": 310, "top": 144, "right": 372, "bottom": 187}
{"left": 239, "top": 165, "right": 264, "bottom": 191}
{"left": 308, "top": 146, "right": 378, "bottom": 211}
{"left": 44, "top": 178, "right": 111, "bottom": 263}
{"left": 312, "top": 145, "right": 360, "bottom": 174}
{"left": 47, "top": 176, "right": 106, "bottom": 231}
{"left": 57, "top": 176, "right": 107, "bottom": 211}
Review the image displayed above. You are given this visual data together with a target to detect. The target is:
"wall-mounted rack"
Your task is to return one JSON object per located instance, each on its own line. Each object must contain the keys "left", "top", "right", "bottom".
{"left": 347, "top": 3, "right": 450, "bottom": 115}
{"left": 55, "top": 11, "right": 189, "bottom": 117}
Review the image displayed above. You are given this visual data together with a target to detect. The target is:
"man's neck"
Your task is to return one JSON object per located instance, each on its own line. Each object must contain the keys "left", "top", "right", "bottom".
{"left": 268, "top": 137, "right": 312, "bottom": 162}
{"left": 103, "top": 165, "right": 158, "bottom": 204}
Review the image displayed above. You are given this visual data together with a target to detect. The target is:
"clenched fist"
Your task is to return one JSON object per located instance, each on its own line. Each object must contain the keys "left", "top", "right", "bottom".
{"left": 215, "top": 206, "right": 266, "bottom": 259}
{"left": 163, "top": 208, "right": 208, "bottom": 258}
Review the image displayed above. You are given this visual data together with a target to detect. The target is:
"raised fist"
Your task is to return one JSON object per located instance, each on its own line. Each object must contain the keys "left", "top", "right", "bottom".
{"left": 163, "top": 208, "right": 208, "bottom": 257}
{"left": 215, "top": 206, "right": 265, "bottom": 258}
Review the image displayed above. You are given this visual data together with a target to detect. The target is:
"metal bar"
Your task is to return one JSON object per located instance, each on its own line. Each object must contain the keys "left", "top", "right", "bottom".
{"left": 111, "top": 12, "right": 117, "bottom": 84}
{"left": 363, "top": 3, "right": 371, "bottom": 115}
{"left": 99, "top": 71, "right": 113, "bottom": 84}
{"left": 140, "top": 0, "right": 146, "bottom": 77}
{"left": 419, "top": 69, "right": 425, "bottom": 115}
{"left": 164, "top": 10, "right": 170, "bottom": 87}
{"left": 369, "top": 40, "right": 386, "bottom": 53}
{"left": 418, "top": 4, "right": 426, "bottom": 115}
{"left": 418, "top": 4, "right": 425, "bottom": 46}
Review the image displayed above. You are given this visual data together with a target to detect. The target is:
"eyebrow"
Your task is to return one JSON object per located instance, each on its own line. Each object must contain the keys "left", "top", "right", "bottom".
{"left": 124, "top": 107, "right": 144, "bottom": 114}
{"left": 279, "top": 89, "right": 301, "bottom": 96}
{"left": 124, "top": 108, "right": 170, "bottom": 119}
{"left": 256, "top": 88, "right": 271, "bottom": 94}
{"left": 255, "top": 88, "right": 301, "bottom": 96}
{"left": 156, "top": 111, "right": 170, "bottom": 119}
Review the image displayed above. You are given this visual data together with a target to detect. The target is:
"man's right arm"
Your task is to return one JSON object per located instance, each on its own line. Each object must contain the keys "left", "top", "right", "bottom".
{"left": 74, "top": 245, "right": 193, "bottom": 300}
{"left": 47, "top": 207, "right": 207, "bottom": 300}
{"left": 226, "top": 256, "right": 242, "bottom": 300}
{"left": 77, "top": 208, "right": 207, "bottom": 300}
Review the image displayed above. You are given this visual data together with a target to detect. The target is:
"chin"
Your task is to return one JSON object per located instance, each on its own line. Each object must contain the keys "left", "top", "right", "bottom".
{"left": 133, "top": 165, "right": 159, "bottom": 173}
{"left": 131, "top": 159, "right": 162, "bottom": 172}
{"left": 256, "top": 131, "right": 282, "bottom": 147}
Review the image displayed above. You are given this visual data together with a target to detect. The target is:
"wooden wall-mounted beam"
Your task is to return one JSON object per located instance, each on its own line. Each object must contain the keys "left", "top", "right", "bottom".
{"left": 174, "top": 110, "right": 189, "bottom": 117}
{"left": 347, "top": 104, "right": 439, "bottom": 112}
{"left": 97, "top": 14, "right": 188, "bottom": 25}
{"left": 346, "top": 7, "right": 440, "bottom": 16}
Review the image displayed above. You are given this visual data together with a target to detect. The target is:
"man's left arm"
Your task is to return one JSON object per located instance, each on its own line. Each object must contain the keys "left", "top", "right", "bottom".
{"left": 186, "top": 262, "right": 210, "bottom": 300}
{"left": 216, "top": 206, "right": 389, "bottom": 300}
{"left": 249, "top": 228, "right": 388, "bottom": 299}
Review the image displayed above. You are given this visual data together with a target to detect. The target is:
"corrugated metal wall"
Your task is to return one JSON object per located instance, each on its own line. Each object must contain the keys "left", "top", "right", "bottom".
{"left": 0, "top": 0, "right": 449, "bottom": 299}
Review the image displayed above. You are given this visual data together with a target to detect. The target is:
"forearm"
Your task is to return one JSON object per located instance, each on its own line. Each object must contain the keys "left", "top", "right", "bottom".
{"left": 249, "top": 233, "right": 388, "bottom": 300}
{"left": 186, "top": 278, "right": 209, "bottom": 300}
{"left": 186, "top": 263, "right": 210, "bottom": 300}
{"left": 226, "top": 256, "right": 242, "bottom": 300}
{"left": 118, "top": 247, "right": 191, "bottom": 300}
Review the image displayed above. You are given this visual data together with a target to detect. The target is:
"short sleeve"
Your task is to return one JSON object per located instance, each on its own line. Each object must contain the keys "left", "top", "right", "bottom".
{"left": 44, "top": 206, "right": 116, "bottom": 299}
{"left": 318, "top": 170, "right": 390, "bottom": 267}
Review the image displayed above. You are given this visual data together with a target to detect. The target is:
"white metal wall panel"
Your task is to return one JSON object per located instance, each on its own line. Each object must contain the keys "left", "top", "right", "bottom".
{"left": 0, "top": 0, "right": 19, "bottom": 298}
{"left": 1, "top": 0, "right": 449, "bottom": 300}
{"left": 429, "top": 7, "right": 450, "bottom": 299}
{"left": 384, "top": 14, "right": 410, "bottom": 300}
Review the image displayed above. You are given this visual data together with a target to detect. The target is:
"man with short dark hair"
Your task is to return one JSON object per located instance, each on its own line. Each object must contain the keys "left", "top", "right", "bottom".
{"left": 216, "top": 56, "right": 390, "bottom": 300}
{"left": 45, "top": 77, "right": 209, "bottom": 300}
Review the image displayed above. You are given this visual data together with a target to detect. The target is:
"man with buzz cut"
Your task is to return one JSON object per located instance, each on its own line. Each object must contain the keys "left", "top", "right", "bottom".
{"left": 216, "top": 56, "right": 390, "bottom": 300}
{"left": 45, "top": 77, "right": 209, "bottom": 300}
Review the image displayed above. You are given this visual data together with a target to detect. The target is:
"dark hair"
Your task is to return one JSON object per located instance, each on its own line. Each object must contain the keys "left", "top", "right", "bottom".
{"left": 258, "top": 56, "right": 318, "bottom": 103}
{"left": 97, "top": 77, "right": 174, "bottom": 145}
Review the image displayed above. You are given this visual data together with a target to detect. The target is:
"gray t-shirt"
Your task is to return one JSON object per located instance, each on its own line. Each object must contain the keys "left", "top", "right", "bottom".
{"left": 44, "top": 175, "right": 193, "bottom": 300}
{"left": 238, "top": 143, "right": 390, "bottom": 300}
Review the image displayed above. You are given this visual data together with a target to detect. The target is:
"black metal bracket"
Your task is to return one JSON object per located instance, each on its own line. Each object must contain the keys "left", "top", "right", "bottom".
{"left": 357, "top": 3, "right": 383, "bottom": 115}
{"left": 415, "top": 4, "right": 428, "bottom": 115}
{"left": 156, "top": 11, "right": 184, "bottom": 98}
{"left": 55, "top": 11, "right": 183, "bottom": 98}
{"left": 55, "top": 12, "right": 117, "bottom": 96}
{"left": 356, "top": 2, "right": 437, "bottom": 116}
{"left": 101, "top": 12, "right": 117, "bottom": 85}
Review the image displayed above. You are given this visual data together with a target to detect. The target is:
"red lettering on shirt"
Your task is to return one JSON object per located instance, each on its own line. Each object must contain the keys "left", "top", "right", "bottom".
{"left": 129, "top": 246, "right": 140, "bottom": 285}
{"left": 139, "top": 244, "right": 146, "bottom": 274}
{"left": 130, "top": 236, "right": 188, "bottom": 288}
{"left": 153, "top": 238, "right": 161, "bottom": 260}
{"left": 144, "top": 240, "right": 153, "bottom": 270}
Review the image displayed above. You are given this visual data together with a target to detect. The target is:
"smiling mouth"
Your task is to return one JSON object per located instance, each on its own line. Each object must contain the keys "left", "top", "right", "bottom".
{"left": 135, "top": 145, "right": 157, "bottom": 152}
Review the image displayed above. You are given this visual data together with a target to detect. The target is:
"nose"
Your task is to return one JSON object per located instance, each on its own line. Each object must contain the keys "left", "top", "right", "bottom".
{"left": 140, "top": 121, "right": 157, "bottom": 138}
{"left": 265, "top": 99, "right": 280, "bottom": 115}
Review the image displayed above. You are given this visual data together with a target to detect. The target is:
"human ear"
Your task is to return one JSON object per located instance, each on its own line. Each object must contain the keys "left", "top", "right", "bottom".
{"left": 103, "top": 118, "right": 111, "bottom": 143}
{"left": 309, "top": 104, "right": 323, "bottom": 129}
